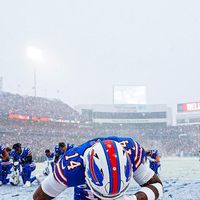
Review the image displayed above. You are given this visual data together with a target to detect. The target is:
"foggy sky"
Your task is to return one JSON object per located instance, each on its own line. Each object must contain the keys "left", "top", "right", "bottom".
{"left": 0, "top": 0, "right": 200, "bottom": 110}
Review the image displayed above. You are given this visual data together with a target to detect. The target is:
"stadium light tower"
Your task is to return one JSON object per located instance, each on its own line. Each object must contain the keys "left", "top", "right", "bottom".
{"left": 27, "top": 47, "right": 43, "bottom": 97}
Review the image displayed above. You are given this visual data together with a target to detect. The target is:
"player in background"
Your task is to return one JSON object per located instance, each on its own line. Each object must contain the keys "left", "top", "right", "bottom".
{"left": 54, "top": 142, "right": 74, "bottom": 164}
{"left": 146, "top": 150, "right": 161, "bottom": 175}
{"left": 0, "top": 145, "right": 12, "bottom": 186}
{"left": 43, "top": 149, "right": 55, "bottom": 176}
{"left": 33, "top": 136, "right": 163, "bottom": 200}
{"left": 12, "top": 143, "right": 37, "bottom": 187}
{"left": 0, "top": 152, "right": 12, "bottom": 185}
{"left": 54, "top": 143, "right": 66, "bottom": 164}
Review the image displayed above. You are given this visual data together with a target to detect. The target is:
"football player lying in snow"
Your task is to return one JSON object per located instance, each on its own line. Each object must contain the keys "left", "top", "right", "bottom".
{"left": 33, "top": 137, "right": 163, "bottom": 200}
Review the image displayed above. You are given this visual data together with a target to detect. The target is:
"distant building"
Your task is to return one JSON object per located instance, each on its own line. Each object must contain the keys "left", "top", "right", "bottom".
{"left": 177, "top": 102, "right": 200, "bottom": 125}
{"left": 75, "top": 104, "right": 172, "bottom": 128}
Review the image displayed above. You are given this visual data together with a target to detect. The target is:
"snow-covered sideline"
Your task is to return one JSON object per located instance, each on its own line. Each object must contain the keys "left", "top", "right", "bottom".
{"left": 1, "top": 157, "right": 200, "bottom": 200}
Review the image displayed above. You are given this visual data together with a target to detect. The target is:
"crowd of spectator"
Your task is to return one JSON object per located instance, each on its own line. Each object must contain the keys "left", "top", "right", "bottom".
{"left": 0, "top": 91, "right": 80, "bottom": 120}
{"left": 0, "top": 91, "right": 199, "bottom": 161}
{"left": 0, "top": 119, "right": 199, "bottom": 161}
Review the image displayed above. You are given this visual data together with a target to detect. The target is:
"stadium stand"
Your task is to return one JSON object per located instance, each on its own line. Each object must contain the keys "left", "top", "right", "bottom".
{"left": 0, "top": 92, "right": 199, "bottom": 161}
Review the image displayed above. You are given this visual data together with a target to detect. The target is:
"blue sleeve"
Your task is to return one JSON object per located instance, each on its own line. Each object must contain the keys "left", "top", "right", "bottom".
{"left": 53, "top": 148, "right": 86, "bottom": 187}
{"left": 22, "top": 148, "right": 31, "bottom": 159}
{"left": 131, "top": 141, "right": 146, "bottom": 171}
{"left": 51, "top": 153, "right": 54, "bottom": 158}
{"left": 10, "top": 150, "right": 18, "bottom": 161}
{"left": 66, "top": 143, "right": 75, "bottom": 151}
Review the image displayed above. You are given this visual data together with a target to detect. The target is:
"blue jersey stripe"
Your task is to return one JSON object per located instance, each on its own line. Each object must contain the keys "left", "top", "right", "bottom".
{"left": 55, "top": 164, "right": 67, "bottom": 185}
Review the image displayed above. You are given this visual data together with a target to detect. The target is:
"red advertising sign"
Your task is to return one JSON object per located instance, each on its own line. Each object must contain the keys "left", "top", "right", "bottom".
{"left": 8, "top": 114, "right": 30, "bottom": 120}
{"left": 7, "top": 114, "right": 70, "bottom": 123}
{"left": 32, "top": 116, "right": 49, "bottom": 122}
{"left": 177, "top": 102, "right": 200, "bottom": 112}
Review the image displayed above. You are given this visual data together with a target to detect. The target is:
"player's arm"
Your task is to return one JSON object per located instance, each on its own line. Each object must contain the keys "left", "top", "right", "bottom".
{"left": 25, "top": 154, "right": 32, "bottom": 163}
{"left": 33, "top": 171, "right": 66, "bottom": 200}
{"left": 121, "top": 163, "right": 163, "bottom": 200}
{"left": 33, "top": 185, "right": 54, "bottom": 200}
{"left": 135, "top": 174, "right": 163, "bottom": 200}
{"left": 33, "top": 154, "right": 68, "bottom": 200}
{"left": 121, "top": 141, "right": 163, "bottom": 200}
{"left": 2, "top": 148, "right": 9, "bottom": 160}
{"left": 22, "top": 149, "right": 33, "bottom": 164}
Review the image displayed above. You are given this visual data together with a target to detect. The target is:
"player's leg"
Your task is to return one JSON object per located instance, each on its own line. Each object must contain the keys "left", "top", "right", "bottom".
{"left": 21, "top": 163, "right": 32, "bottom": 184}
{"left": 29, "top": 163, "right": 37, "bottom": 183}
{"left": 4, "top": 162, "right": 12, "bottom": 184}
{"left": 2, "top": 171, "right": 9, "bottom": 184}
{"left": 21, "top": 166, "right": 27, "bottom": 184}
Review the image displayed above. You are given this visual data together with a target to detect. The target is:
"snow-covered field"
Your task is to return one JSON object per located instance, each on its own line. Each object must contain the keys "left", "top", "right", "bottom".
{"left": 1, "top": 157, "right": 200, "bottom": 200}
